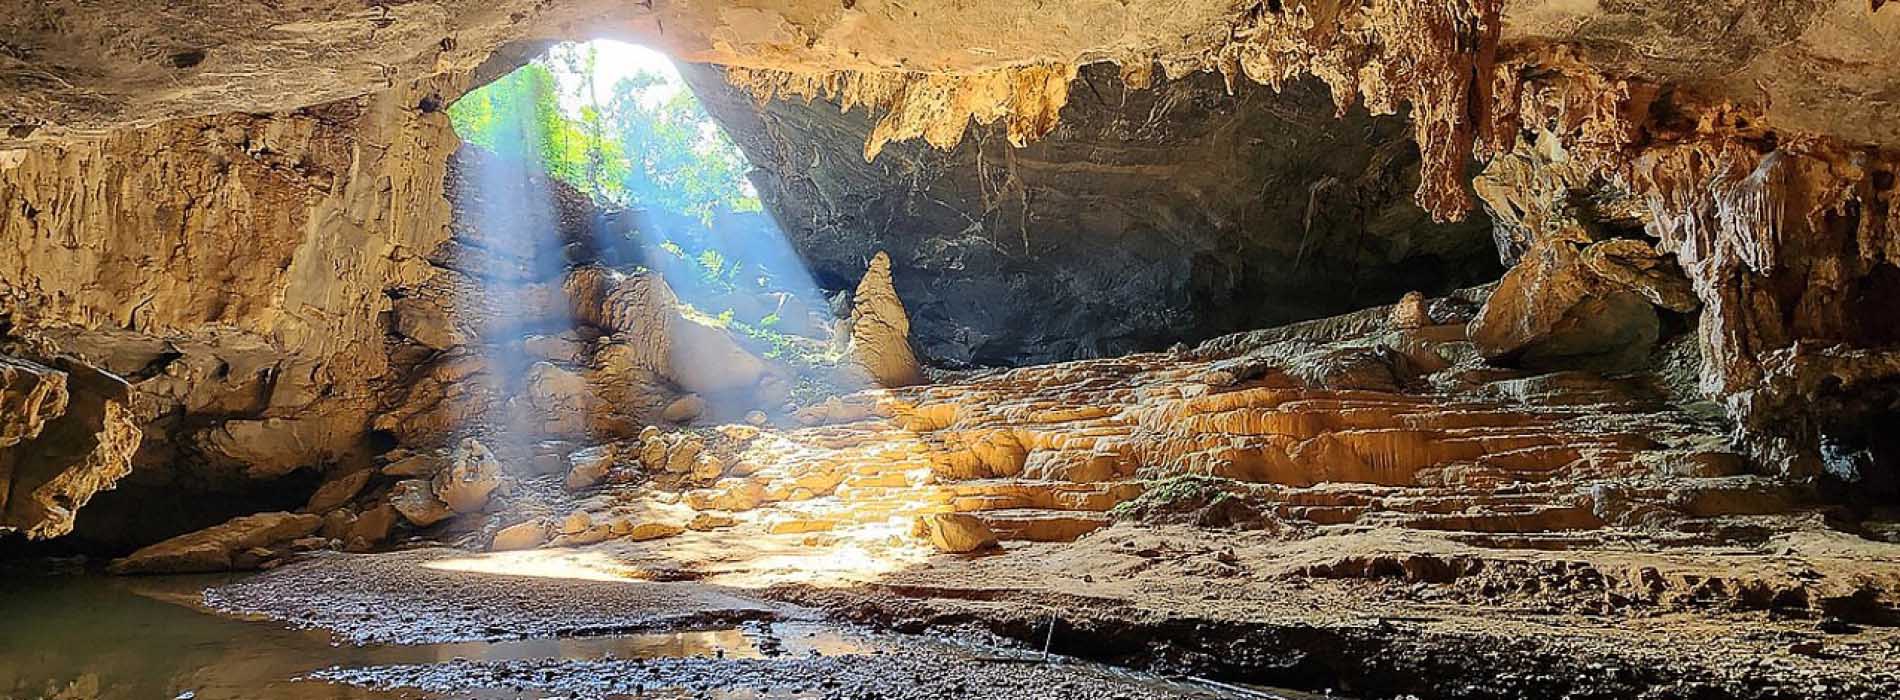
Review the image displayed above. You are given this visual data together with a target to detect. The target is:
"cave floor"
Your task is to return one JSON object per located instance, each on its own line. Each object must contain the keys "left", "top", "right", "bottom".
{"left": 197, "top": 519, "right": 1900, "bottom": 700}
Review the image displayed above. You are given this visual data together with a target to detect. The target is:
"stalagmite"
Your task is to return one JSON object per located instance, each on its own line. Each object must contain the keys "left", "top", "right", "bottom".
{"left": 846, "top": 252, "right": 925, "bottom": 388}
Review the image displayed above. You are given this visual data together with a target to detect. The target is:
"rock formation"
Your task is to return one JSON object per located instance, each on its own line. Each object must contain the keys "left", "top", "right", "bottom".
{"left": 845, "top": 252, "right": 924, "bottom": 387}
{"left": 0, "top": 354, "right": 141, "bottom": 540}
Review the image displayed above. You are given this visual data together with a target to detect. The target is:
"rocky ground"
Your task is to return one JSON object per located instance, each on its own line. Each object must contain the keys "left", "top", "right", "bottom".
{"left": 191, "top": 285, "right": 1900, "bottom": 700}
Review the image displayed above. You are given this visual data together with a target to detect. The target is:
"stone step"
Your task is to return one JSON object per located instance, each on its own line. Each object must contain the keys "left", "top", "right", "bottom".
{"left": 937, "top": 479, "right": 1145, "bottom": 512}
{"left": 971, "top": 509, "right": 1112, "bottom": 542}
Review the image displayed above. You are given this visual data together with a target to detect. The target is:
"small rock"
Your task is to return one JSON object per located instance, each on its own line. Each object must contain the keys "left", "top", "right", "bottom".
{"left": 1390, "top": 290, "right": 1429, "bottom": 330}
{"left": 688, "top": 511, "right": 736, "bottom": 531}
{"left": 491, "top": 520, "right": 549, "bottom": 551}
{"left": 626, "top": 521, "right": 686, "bottom": 542}
{"left": 662, "top": 394, "right": 707, "bottom": 423}
{"left": 745, "top": 410, "right": 769, "bottom": 426}
{"left": 560, "top": 511, "right": 594, "bottom": 535}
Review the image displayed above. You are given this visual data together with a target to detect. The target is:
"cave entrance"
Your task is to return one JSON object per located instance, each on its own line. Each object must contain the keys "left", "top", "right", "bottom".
{"left": 445, "top": 40, "right": 862, "bottom": 427}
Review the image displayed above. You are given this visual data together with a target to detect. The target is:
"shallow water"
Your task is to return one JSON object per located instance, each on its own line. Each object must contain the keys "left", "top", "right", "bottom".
{"left": 0, "top": 569, "right": 864, "bottom": 700}
{"left": 0, "top": 566, "right": 1314, "bottom": 700}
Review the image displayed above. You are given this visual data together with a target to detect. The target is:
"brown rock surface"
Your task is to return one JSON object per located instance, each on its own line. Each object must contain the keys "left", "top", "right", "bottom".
{"left": 107, "top": 512, "right": 321, "bottom": 574}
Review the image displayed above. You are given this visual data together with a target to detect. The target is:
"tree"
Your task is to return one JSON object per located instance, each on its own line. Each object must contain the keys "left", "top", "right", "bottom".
{"left": 448, "top": 42, "right": 761, "bottom": 221}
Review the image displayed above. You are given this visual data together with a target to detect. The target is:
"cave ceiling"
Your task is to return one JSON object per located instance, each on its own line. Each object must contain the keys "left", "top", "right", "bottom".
{"left": 3, "top": 1, "right": 1896, "bottom": 152}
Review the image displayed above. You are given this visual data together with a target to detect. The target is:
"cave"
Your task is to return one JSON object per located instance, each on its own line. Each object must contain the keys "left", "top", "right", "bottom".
{"left": 3, "top": 2, "right": 1900, "bottom": 698}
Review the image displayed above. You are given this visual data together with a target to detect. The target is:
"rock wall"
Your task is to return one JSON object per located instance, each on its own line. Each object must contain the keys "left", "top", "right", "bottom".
{"left": 685, "top": 62, "right": 1501, "bottom": 366}
{"left": 0, "top": 77, "right": 466, "bottom": 547}
{"left": 1467, "top": 54, "right": 1900, "bottom": 484}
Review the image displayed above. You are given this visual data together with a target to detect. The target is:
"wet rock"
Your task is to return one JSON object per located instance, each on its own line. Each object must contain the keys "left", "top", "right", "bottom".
{"left": 491, "top": 520, "right": 549, "bottom": 551}
{"left": 433, "top": 438, "right": 502, "bottom": 514}
{"left": 109, "top": 512, "right": 322, "bottom": 574}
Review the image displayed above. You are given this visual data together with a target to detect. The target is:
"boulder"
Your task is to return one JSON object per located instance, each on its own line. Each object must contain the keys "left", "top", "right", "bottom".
{"left": 389, "top": 479, "right": 453, "bottom": 527}
{"left": 347, "top": 503, "right": 401, "bottom": 546}
{"left": 382, "top": 450, "right": 448, "bottom": 478}
{"left": 564, "top": 445, "right": 616, "bottom": 491}
{"left": 662, "top": 394, "right": 707, "bottom": 423}
{"left": 522, "top": 333, "right": 586, "bottom": 363}
{"left": 108, "top": 512, "right": 322, "bottom": 574}
{"left": 301, "top": 469, "right": 374, "bottom": 514}
{"left": 664, "top": 437, "right": 704, "bottom": 474}
{"left": 916, "top": 513, "right": 999, "bottom": 553}
{"left": 0, "top": 356, "right": 68, "bottom": 448}
{"left": 559, "top": 511, "right": 594, "bottom": 535}
{"left": 433, "top": 438, "right": 502, "bottom": 513}
{"left": 1469, "top": 236, "right": 1660, "bottom": 373}
{"left": 519, "top": 362, "right": 596, "bottom": 436}
{"left": 391, "top": 296, "right": 466, "bottom": 350}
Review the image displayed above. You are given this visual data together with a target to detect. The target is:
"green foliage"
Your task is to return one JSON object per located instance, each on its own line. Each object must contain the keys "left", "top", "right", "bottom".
{"left": 447, "top": 42, "right": 759, "bottom": 220}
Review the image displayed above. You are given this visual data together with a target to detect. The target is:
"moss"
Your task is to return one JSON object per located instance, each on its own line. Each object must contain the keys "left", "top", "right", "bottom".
{"left": 1109, "top": 474, "right": 1243, "bottom": 521}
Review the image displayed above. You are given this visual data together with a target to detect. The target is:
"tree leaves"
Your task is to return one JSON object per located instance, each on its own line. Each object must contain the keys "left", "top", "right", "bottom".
{"left": 448, "top": 44, "right": 760, "bottom": 222}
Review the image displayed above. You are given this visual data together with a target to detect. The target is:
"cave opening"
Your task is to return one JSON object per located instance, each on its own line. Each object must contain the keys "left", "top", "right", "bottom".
{"left": 5, "top": 4, "right": 1900, "bottom": 699}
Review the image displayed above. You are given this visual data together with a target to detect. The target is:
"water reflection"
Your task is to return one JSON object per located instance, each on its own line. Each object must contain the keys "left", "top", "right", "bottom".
{"left": 0, "top": 572, "right": 852, "bottom": 700}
